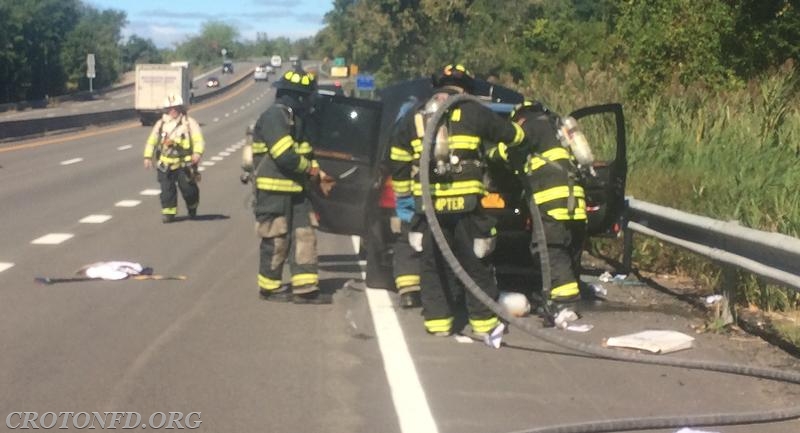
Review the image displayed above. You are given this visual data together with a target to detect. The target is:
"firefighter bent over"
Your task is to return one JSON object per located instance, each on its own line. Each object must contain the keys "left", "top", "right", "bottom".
{"left": 250, "top": 71, "right": 330, "bottom": 304}
{"left": 143, "top": 94, "right": 204, "bottom": 223}
{"left": 398, "top": 64, "right": 525, "bottom": 337}
{"left": 502, "top": 101, "right": 590, "bottom": 302}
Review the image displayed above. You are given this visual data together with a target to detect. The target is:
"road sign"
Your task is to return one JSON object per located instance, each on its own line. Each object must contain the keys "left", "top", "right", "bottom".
{"left": 356, "top": 74, "right": 375, "bottom": 91}
{"left": 86, "top": 54, "right": 96, "bottom": 78}
{"left": 221, "top": 48, "right": 227, "bottom": 57}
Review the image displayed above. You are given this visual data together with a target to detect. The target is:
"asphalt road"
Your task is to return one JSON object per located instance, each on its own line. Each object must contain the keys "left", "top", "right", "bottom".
{"left": 0, "top": 62, "right": 258, "bottom": 122}
{"left": 0, "top": 76, "right": 799, "bottom": 433}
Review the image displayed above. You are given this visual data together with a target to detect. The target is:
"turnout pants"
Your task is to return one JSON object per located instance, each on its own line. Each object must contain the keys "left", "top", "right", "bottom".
{"left": 392, "top": 219, "right": 421, "bottom": 296}
{"left": 418, "top": 210, "right": 499, "bottom": 335}
{"left": 530, "top": 216, "right": 586, "bottom": 300}
{"left": 257, "top": 193, "right": 319, "bottom": 294}
{"left": 157, "top": 167, "right": 198, "bottom": 216}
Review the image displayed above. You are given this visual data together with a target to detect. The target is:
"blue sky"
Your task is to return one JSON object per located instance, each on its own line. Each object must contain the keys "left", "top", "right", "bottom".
{"left": 87, "top": 0, "right": 334, "bottom": 48}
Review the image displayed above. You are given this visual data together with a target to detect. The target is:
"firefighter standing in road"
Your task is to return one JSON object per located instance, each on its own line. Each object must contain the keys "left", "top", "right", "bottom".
{"left": 250, "top": 70, "right": 331, "bottom": 304}
{"left": 143, "top": 94, "right": 204, "bottom": 223}
{"left": 493, "top": 101, "right": 589, "bottom": 302}
{"left": 393, "top": 64, "right": 525, "bottom": 336}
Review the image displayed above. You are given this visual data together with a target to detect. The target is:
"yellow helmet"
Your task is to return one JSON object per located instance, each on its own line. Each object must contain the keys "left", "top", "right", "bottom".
{"left": 432, "top": 63, "right": 474, "bottom": 93}
{"left": 275, "top": 70, "right": 317, "bottom": 97}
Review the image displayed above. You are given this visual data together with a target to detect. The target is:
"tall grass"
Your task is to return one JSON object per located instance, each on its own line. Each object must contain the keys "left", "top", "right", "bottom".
{"left": 510, "top": 61, "right": 800, "bottom": 312}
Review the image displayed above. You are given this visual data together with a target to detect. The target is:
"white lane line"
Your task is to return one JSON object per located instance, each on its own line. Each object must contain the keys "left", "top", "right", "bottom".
{"left": 200, "top": 161, "right": 215, "bottom": 166}
{"left": 225, "top": 113, "right": 230, "bottom": 118}
{"left": 60, "top": 158, "right": 83, "bottom": 165}
{"left": 117, "top": 145, "right": 133, "bottom": 151}
{"left": 226, "top": 147, "right": 237, "bottom": 153}
{"left": 197, "top": 166, "right": 206, "bottom": 172}
{"left": 213, "top": 117, "right": 219, "bottom": 122}
{"left": 140, "top": 189, "right": 161, "bottom": 196}
{"left": 0, "top": 262, "right": 14, "bottom": 273}
{"left": 31, "top": 233, "right": 74, "bottom": 245}
{"left": 233, "top": 109, "right": 238, "bottom": 114}
{"left": 366, "top": 289, "right": 438, "bottom": 433}
{"left": 79, "top": 214, "right": 112, "bottom": 224}
{"left": 115, "top": 200, "right": 141, "bottom": 207}
{"left": 211, "top": 156, "right": 223, "bottom": 161}
{"left": 219, "top": 151, "right": 230, "bottom": 156}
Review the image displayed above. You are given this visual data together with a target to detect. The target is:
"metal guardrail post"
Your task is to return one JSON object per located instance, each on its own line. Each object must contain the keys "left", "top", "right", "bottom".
{"left": 622, "top": 204, "right": 634, "bottom": 273}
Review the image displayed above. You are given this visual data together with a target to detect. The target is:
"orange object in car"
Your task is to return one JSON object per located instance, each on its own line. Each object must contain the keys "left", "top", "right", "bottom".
{"left": 481, "top": 193, "right": 505, "bottom": 209}
{"left": 379, "top": 178, "right": 396, "bottom": 209}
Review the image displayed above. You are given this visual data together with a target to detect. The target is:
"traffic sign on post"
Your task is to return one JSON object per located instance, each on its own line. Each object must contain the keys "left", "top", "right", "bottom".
{"left": 86, "top": 54, "right": 96, "bottom": 78}
{"left": 355, "top": 74, "right": 375, "bottom": 91}
{"left": 87, "top": 53, "right": 96, "bottom": 92}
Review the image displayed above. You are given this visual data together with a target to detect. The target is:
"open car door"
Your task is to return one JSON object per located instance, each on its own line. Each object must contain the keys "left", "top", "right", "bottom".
{"left": 304, "top": 93, "right": 383, "bottom": 236}
{"left": 569, "top": 103, "right": 627, "bottom": 237}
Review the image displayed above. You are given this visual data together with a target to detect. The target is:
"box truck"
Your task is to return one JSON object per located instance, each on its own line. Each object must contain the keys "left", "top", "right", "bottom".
{"left": 134, "top": 63, "right": 192, "bottom": 126}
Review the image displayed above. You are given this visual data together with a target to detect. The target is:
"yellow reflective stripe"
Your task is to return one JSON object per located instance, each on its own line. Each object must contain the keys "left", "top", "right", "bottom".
{"left": 270, "top": 135, "right": 295, "bottom": 158}
{"left": 424, "top": 317, "right": 453, "bottom": 333}
{"left": 395, "top": 274, "right": 420, "bottom": 288}
{"left": 528, "top": 147, "right": 572, "bottom": 171}
{"left": 291, "top": 273, "right": 318, "bottom": 287}
{"left": 258, "top": 274, "right": 282, "bottom": 290}
{"left": 550, "top": 282, "right": 579, "bottom": 299}
{"left": 190, "top": 134, "right": 205, "bottom": 153}
{"left": 143, "top": 144, "right": 155, "bottom": 158}
{"left": 297, "top": 157, "right": 309, "bottom": 173}
{"left": 146, "top": 135, "right": 158, "bottom": 146}
{"left": 469, "top": 316, "right": 499, "bottom": 334}
{"left": 450, "top": 108, "right": 461, "bottom": 122}
{"left": 412, "top": 180, "right": 484, "bottom": 197}
{"left": 255, "top": 177, "right": 303, "bottom": 192}
{"left": 510, "top": 122, "right": 524, "bottom": 146}
{"left": 252, "top": 142, "right": 268, "bottom": 154}
{"left": 448, "top": 134, "right": 480, "bottom": 150}
{"left": 391, "top": 146, "right": 413, "bottom": 162}
{"left": 410, "top": 138, "right": 423, "bottom": 154}
{"left": 392, "top": 180, "right": 412, "bottom": 194}
{"left": 490, "top": 143, "right": 509, "bottom": 161}
{"left": 296, "top": 141, "right": 312, "bottom": 154}
{"left": 161, "top": 207, "right": 177, "bottom": 215}
{"left": 547, "top": 207, "right": 588, "bottom": 221}
{"left": 532, "top": 185, "right": 586, "bottom": 204}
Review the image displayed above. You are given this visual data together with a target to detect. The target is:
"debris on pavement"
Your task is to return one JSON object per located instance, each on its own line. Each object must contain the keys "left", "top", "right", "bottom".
{"left": 606, "top": 330, "right": 695, "bottom": 354}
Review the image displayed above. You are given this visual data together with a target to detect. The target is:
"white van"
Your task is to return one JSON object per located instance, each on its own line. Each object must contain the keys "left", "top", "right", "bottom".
{"left": 270, "top": 55, "right": 282, "bottom": 68}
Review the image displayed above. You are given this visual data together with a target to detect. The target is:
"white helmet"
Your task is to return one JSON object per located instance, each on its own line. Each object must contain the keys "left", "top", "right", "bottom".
{"left": 498, "top": 292, "right": 531, "bottom": 317}
{"left": 163, "top": 94, "right": 184, "bottom": 109}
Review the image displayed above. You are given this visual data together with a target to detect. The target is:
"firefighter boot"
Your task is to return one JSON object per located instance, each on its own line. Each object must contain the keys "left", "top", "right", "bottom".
{"left": 259, "top": 286, "right": 293, "bottom": 303}
{"left": 292, "top": 285, "right": 333, "bottom": 305}
{"left": 399, "top": 291, "right": 422, "bottom": 309}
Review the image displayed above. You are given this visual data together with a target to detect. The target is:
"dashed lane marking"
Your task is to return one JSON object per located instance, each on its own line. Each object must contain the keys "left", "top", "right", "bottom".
{"left": 31, "top": 233, "right": 74, "bottom": 245}
{"left": 211, "top": 156, "right": 223, "bottom": 161}
{"left": 117, "top": 145, "right": 133, "bottom": 151}
{"left": 79, "top": 214, "right": 112, "bottom": 224}
{"left": 115, "top": 200, "right": 141, "bottom": 207}
{"left": 198, "top": 167, "right": 206, "bottom": 172}
{"left": 140, "top": 189, "right": 161, "bottom": 196}
{"left": 219, "top": 151, "right": 230, "bottom": 156}
{"left": 213, "top": 117, "right": 219, "bottom": 122}
{"left": 60, "top": 158, "right": 83, "bottom": 165}
{"left": 0, "top": 263, "right": 14, "bottom": 273}
{"left": 200, "top": 161, "right": 215, "bottom": 166}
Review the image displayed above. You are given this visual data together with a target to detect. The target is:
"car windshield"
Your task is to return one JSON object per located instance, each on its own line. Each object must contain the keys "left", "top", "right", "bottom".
{"left": 306, "top": 96, "right": 381, "bottom": 162}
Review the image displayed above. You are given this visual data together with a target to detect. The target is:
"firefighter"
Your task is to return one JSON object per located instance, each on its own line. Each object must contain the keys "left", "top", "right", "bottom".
{"left": 250, "top": 70, "right": 331, "bottom": 304}
{"left": 395, "top": 64, "right": 525, "bottom": 337}
{"left": 143, "top": 94, "right": 204, "bottom": 223}
{"left": 497, "top": 101, "right": 589, "bottom": 302}
{"left": 387, "top": 122, "right": 422, "bottom": 308}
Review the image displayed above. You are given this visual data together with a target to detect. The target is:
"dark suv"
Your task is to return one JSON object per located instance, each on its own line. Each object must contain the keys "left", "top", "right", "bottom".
{"left": 304, "top": 78, "right": 627, "bottom": 290}
{"left": 222, "top": 60, "right": 234, "bottom": 74}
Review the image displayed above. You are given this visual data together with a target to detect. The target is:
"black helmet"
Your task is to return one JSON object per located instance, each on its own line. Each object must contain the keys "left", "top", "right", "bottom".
{"left": 275, "top": 70, "right": 317, "bottom": 98}
{"left": 510, "top": 100, "right": 549, "bottom": 120}
{"left": 432, "top": 63, "right": 475, "bottom": 94}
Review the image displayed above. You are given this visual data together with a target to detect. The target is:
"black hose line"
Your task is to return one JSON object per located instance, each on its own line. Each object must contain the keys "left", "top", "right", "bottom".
{"left": 419, "top": 94, "right": 800, "bottom": 432}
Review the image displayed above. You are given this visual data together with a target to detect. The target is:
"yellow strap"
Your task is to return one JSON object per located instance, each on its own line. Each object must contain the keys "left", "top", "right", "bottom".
{"left": 255, "top": 177, "right": 303, "bottom": 192}
{"left": 391, "top": 146, "right": 413, "bottom": 162}
{"left": 532, "top": 185, "right": 585, "bottom": 204}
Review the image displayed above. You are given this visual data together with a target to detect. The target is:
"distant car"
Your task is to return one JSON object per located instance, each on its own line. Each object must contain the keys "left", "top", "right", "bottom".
{"left": 206, "top": 76, "right": 220, "bottom": 88}
{"left": 289, "top": 55, "right": 300, "bottom": 67}
{"left": 222, "top": 60, "right": 234, "bottom": 74}
{"left": 270, "top": 55, "right": 282, "bottom": 68}
{"left": 266, "top": 65, "right": 275, "bottom": 74}
{"left": 317, "top": 82, "right": 345, "bottom": 96}
{"left": 254, "top": 64, "right": 269, "bottom": 81}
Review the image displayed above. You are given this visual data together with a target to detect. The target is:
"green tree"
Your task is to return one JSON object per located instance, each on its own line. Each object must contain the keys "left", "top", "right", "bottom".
{"left": 60, "top": 6, "right": 127, "bottom": 90}
{"left": 120, "top": 35, "right": 162, "bottom": 71}
{"left": 174, "top": 21, "right": 239, "bottom": 68}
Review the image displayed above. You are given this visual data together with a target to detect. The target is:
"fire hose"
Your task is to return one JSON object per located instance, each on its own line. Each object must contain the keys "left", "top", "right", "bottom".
{"left": 419, "top": 93, "right": 800, "bottom": 432}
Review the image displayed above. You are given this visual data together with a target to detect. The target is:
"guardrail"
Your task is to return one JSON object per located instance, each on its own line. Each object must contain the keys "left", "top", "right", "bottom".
{"left": 622, "top": 197, "right": 800, "bottom": 321}
{"left": 0, "top": 71, "right": 253, "bottom": 142}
